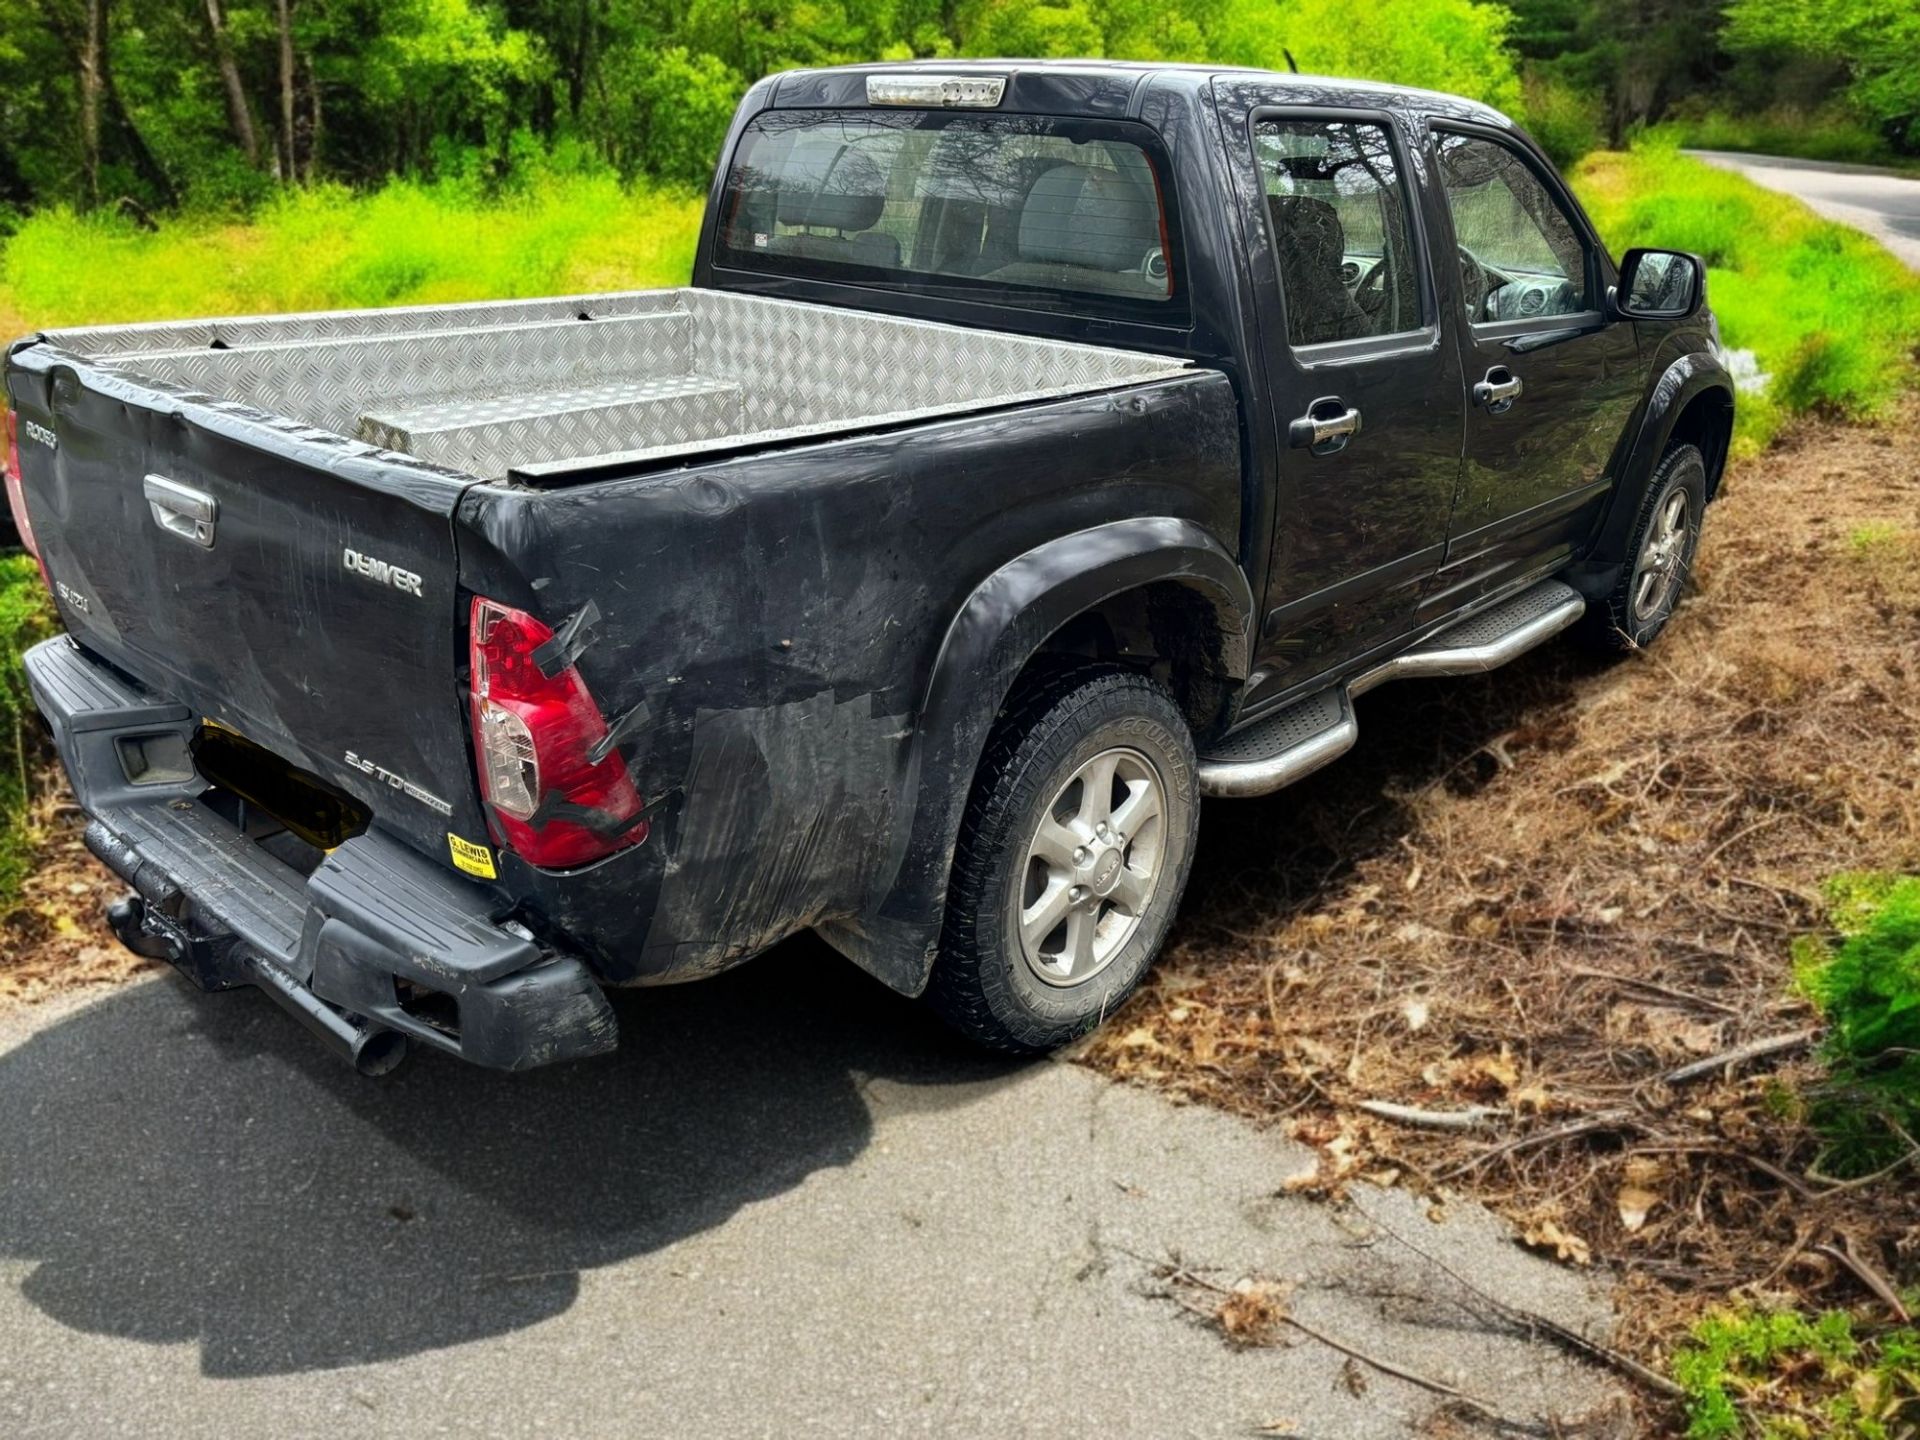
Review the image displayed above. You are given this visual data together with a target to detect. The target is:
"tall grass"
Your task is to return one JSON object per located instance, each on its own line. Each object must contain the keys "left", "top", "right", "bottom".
{"left": 1573, "top": 140, "right": 1920, "bottom": 451}
{"left": 0, "top": 173, "right": 705, "bottom": 338}
{"left": 1669, "top": 107, "right": 1912, "bottom": 170}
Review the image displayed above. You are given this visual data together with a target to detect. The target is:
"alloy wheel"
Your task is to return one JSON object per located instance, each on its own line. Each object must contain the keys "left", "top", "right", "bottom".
{"left": 1016, "top": 746, "right": 1168, "bottom": 987}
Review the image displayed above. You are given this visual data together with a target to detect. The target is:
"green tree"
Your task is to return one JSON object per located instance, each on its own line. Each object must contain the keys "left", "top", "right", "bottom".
{"left": 1725, "top": 0, "right": 1920, "bottom": 149}
{"left": 587, "top": 42, "right": 744, "bottom": 187}
{"left": 1208, "top": 0, "right": 1523, "bottom": 112}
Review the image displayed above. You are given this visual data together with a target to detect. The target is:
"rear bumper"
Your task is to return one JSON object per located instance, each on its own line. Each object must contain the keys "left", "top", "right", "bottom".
{"left": 24, "top": 635, "right": 618, "bottom": 1072}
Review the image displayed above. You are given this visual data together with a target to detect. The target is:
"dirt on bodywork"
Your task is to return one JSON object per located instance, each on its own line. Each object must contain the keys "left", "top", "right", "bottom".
{"left": 1083, "top": 408, "right": 1920, "bottom": 1364}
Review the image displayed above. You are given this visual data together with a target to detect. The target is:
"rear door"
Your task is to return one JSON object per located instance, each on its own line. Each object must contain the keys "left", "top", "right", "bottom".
{"left": 1212, "top": 85, "right": 1466, "bottom": 708}
{"left": 1420, "top": 122, "right": 1643, "bottom": 614}
{"left": 5, "top": 351, "right": 490, "bottom": 859}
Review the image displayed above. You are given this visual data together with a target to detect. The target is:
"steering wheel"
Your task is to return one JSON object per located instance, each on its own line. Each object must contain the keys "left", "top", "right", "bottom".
{"left": 1457, "top": 246, "right": 1492, "bottom": 320}
{"left": 1357, "top": 251, "right": 1499, "bottom": 321}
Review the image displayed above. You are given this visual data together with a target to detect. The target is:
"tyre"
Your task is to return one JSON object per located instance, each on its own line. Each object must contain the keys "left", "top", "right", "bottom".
{"left": 1578, "top": 442, "right": 1707, "bottom": 652}
{"left": 926, "top": 664, "right": 1200, "bottom": 1054}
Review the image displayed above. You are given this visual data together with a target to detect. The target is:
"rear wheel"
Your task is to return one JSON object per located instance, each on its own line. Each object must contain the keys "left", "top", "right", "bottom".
{"left": 1578, "top": 442, "right": 1706, "bottom": 652}
{"left": 927, "top": 665, "right": 1199, "bottom": 1054}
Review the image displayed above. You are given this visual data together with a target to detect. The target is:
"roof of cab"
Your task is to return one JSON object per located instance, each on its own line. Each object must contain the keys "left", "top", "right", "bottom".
{"left": 764, "top": 57, "right": 1513, "bottom": 130}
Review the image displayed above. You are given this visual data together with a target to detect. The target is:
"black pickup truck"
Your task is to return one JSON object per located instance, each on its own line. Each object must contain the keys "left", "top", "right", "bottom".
{"left": 4, "top": 61, "right": 1733, "bottom": 1072}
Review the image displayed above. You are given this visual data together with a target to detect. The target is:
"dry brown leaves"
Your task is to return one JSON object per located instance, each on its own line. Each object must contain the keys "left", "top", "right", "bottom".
{"left": 0, "top": 787, "right": 153, "bottom": 1006}
{"left": 1084, "top": 408, "right": 1920, "bottom": 1359}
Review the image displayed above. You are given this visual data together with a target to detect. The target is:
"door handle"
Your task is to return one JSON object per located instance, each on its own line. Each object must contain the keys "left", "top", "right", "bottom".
{"left": 144, "top": 474, "right": 218, "bottom": 548}
{"left": 1472, "top": 367, "right": 1524, "bottom": 414}
{"left": 1288, "top": 396, "right": 1363, "bottom": 456}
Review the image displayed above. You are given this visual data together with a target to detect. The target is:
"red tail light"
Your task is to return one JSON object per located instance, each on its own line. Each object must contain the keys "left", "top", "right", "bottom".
{"left": 3, "top": 408, "right": 53, "bottom": 594}
{"left": 468, "top": 596, "right": 648, "bottom": 869}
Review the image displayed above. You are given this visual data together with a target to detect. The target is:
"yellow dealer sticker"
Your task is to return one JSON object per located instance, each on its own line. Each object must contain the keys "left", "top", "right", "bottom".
{"left": 448, "top": 833, "right": 498, "bottom": 880}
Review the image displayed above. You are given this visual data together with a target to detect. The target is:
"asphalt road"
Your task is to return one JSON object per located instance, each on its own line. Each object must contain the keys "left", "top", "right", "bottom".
{"left": 1687, "top": 149, "right": 1920, "bottom": 270}
{"left": 0, "top": 942, "right": 1626, "bottom": 1438}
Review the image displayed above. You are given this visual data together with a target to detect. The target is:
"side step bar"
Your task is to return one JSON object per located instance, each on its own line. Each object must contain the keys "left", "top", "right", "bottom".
{"left": 1199, "top": 579, "right": 1587, "bottom": 799}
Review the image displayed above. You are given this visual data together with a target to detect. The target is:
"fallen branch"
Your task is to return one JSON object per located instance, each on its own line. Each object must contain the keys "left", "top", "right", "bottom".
{"left": 1814, "top": 1239, "right": 1912, "bottom": 1323}
{"left": 1281, "top": 1311, "right": 1530, "bottom": 1429}
{"left": 1560, "top": 962, "right": 1740, "bottom": 1015}
{"left": 1157, "top": 1263, "right": 1531, "bottom": 1430}
{"left": 1350, "top": 1200, "right": 1687, "bottom": 1401}
{"left": 1356, "top": 1099, "right": 1507, "bottom": 1131}
{"left": 1441, "top": 1109, "right": 1642, "bottom": 1178}
{"left": 1662, "top": 1027, "right": 1818, "bottom": 1085}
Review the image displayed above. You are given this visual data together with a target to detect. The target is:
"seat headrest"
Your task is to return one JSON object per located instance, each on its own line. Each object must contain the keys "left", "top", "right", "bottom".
{"left": 774, "top": 141, "right": 887, "bottom": 233}
{"left": 1017, "top": 164, "right": 1154, "bottom": 272}
{"left": 777, "top": 183, "right": 885, "bottom": 234}
{"left": 1268, "top": 194, "right": 1348, "bottom": 272}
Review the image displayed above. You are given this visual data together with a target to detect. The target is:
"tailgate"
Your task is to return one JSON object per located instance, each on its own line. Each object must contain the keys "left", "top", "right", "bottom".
{"left": 7, "top": 347, "right": 490, "bottom": 860}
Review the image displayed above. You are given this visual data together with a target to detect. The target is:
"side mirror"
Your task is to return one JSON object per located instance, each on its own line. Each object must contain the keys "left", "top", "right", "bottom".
{"left": 1613, "top": 247, "right": 1705, "bottom": 320}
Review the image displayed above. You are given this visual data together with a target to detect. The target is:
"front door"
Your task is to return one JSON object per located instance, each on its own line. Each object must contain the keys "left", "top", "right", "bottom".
{"left": 1219, "top": 94, "right": 1466, "bottom": 711}
{"left": 1421, "top": 124, "right": 1644, "bottom": 616}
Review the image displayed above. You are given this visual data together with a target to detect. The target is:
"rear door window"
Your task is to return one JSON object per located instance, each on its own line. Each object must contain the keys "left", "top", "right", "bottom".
{"left": 716, "top": 112, "right": 1184, "bottom": 321}
{"left": 1253, "top": 117, "right": 1426, "bottom": 348}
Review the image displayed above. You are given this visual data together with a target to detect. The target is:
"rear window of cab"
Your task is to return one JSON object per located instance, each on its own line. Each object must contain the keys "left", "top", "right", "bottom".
{"left": 715, "top": 110, "right": 1187, "bottom": 323}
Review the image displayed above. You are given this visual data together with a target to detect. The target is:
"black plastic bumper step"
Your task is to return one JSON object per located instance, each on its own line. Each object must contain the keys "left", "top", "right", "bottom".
{"left": 25, "top": 636, "right": 617, "bottom": 1074}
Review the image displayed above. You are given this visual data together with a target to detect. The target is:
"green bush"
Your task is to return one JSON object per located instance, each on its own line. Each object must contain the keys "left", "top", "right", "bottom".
{"left": 1794, "top": 874, "right": 1920, "bottom": 1176}
{"left": 1724, "top": 0, "right": 1920, "bottom": 153}
{"left": 0, "top": 556, "right": 53, "bottom": 911}
{"left": 1519, "top": 72, "right": 1605, "bottom": 168}
{"left": 587, "top": 47, "right": 745, "bottom": 191}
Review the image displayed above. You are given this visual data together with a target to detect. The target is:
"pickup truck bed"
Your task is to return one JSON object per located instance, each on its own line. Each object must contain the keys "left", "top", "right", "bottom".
{"left": 41, "top": 288, "right": 1186, "bottom": 481}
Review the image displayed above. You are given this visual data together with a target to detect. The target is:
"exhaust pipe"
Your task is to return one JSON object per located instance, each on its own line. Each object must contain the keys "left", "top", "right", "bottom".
{"left": 242, "top": 954, "right": 410, "bottom": 1076}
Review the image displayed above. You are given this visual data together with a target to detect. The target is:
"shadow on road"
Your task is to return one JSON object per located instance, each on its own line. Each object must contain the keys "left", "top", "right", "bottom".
{"left": 0, "top": 937, "right": 1023, "bottom": 1376}
{"left": 0, "top": 639, "right": 1608, "bottom": 1380}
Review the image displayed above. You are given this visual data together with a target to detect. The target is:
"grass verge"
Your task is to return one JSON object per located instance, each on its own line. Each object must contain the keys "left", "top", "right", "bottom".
{"left": 1665, "top": 108, "right": 1916, "bottom": 171}
{"left": 1572, "top": 141, "right": 1920, "bottom": 453}
{"left": 0, "top": 173, "right": 705, "bottom": 339}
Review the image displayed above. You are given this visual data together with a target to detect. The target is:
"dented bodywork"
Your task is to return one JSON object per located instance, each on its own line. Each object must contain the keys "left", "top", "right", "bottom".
{"left": 456, "top": 372, "right": 1243, "bottom": 991}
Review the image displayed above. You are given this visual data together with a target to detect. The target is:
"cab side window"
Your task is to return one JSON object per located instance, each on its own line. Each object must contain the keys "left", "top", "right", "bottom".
{"left": 1254, "top": 118, "right": 1423, "bottom": 349}
{"left": 1434, "top": 132, "right": 1592, "bottom": 323}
